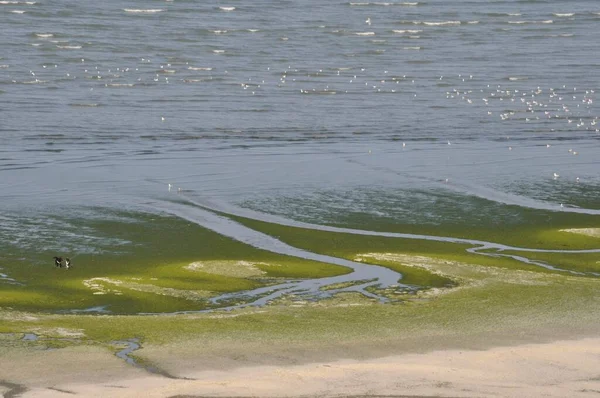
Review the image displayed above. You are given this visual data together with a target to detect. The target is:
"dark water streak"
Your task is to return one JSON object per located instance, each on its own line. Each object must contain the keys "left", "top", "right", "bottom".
{"left": 0, "top": 380, "right": 28, "bottom": 398}
{"left": 112, "top": 338, "right": 190, "bottom": 379}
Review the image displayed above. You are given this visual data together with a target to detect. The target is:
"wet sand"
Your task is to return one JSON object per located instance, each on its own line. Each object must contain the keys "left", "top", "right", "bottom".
{"left": 4, "top": 336, "right": 600, "bottom": 398}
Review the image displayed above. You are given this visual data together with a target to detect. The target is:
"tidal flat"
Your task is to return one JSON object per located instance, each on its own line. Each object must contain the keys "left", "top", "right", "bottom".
{"left": 1, "top": 205, "right": 600, "bottom": 394}
{"left": 3, "top": 0, "right": 600, "bottom": 394}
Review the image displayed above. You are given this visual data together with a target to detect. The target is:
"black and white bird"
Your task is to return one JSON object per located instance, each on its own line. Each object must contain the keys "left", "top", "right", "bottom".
{"left": 53, "top": 256, "right": 72, "bottom": 269}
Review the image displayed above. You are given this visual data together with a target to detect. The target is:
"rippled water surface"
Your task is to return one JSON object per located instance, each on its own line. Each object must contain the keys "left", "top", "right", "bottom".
{"left": 1, "top": 0, "right": 600, "bottom": 258}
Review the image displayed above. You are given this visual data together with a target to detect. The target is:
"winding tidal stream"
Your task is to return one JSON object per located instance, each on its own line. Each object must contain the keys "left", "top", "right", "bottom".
{"left": 142, "top": 192, "right": 600, "bottom": 314}
{"left": 149, "top": 199, "right": 410, "bottom": 314}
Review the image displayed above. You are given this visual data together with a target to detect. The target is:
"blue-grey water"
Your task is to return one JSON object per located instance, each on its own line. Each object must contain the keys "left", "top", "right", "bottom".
{"left": 1, "top": 0, "right": 600, "bottom": 260}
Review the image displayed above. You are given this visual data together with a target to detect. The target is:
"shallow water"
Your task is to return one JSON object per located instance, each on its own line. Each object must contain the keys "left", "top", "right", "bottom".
{"left": 151, "top": 199, "right": 411, "bottom": 309}
{"left": 112, "top": 337, "right": 190, "bottom": 378}
{"left": 1, "top": 0, "right": 599, "bottom": 263}
{"left": 134, "top": 196, "right": 599, "bottom": 313}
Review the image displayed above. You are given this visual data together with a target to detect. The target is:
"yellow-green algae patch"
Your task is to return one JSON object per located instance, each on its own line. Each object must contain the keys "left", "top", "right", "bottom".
{"left": 185, "top": 260, "right": 273, "bottom": 278}
{"left": 83, "top": 277, "right": 213, "bottom": 301}
{"left": 3, "top": 251, "right": 600, "bottom": 376}
{"left": 484, "top": 249, "right": 600, "bottom": 274}
{"left": 356, "top": 253, "right": 551, "bottom": 292}
{"left": 0, "top": 211, "right": 351, "bottom": 314}
{"left": 2, "top": 209, "right": 600, "bottom": 376}
{"left": 560, "top": 228, "right": 600, "bottom": 238}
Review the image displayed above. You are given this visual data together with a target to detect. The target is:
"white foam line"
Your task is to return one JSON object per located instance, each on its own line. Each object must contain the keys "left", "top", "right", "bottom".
{"left": 423, "top": 21, "right": 461, "bottom": 26}
{"left": 123, "top": 8, "right": 164, "bottom": 13}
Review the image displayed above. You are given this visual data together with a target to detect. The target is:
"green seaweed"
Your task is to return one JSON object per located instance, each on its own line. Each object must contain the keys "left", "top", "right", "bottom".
{"left": 228, "top": 215, "right": 600, "bottom": 278}
{"left": 0, "top": 210, "right": 349, "bottom": 314}
{"left": 2, "top": 204, "right": 600, "bottom": 368}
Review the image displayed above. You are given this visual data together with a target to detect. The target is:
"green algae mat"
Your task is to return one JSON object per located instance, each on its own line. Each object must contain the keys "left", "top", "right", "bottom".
{"left": 1, "top": 204, "right": 600, "bottom": 363}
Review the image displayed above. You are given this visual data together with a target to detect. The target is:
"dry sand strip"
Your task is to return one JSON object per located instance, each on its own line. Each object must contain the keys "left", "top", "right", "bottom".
{"left": 18, "top": 337, "right": 600, "bottom": 398}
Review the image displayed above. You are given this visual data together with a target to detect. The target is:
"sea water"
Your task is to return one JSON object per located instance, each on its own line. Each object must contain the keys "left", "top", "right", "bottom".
{"left": 1, "top": 0, "right": 599, "bottom": 259}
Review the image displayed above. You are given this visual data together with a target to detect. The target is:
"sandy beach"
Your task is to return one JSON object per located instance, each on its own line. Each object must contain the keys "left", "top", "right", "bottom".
{"left": 1, "top": 336, "right": 597, "bottom": 398}
{"left": 3, "top": 248, "right": 600, "bottom": 398}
